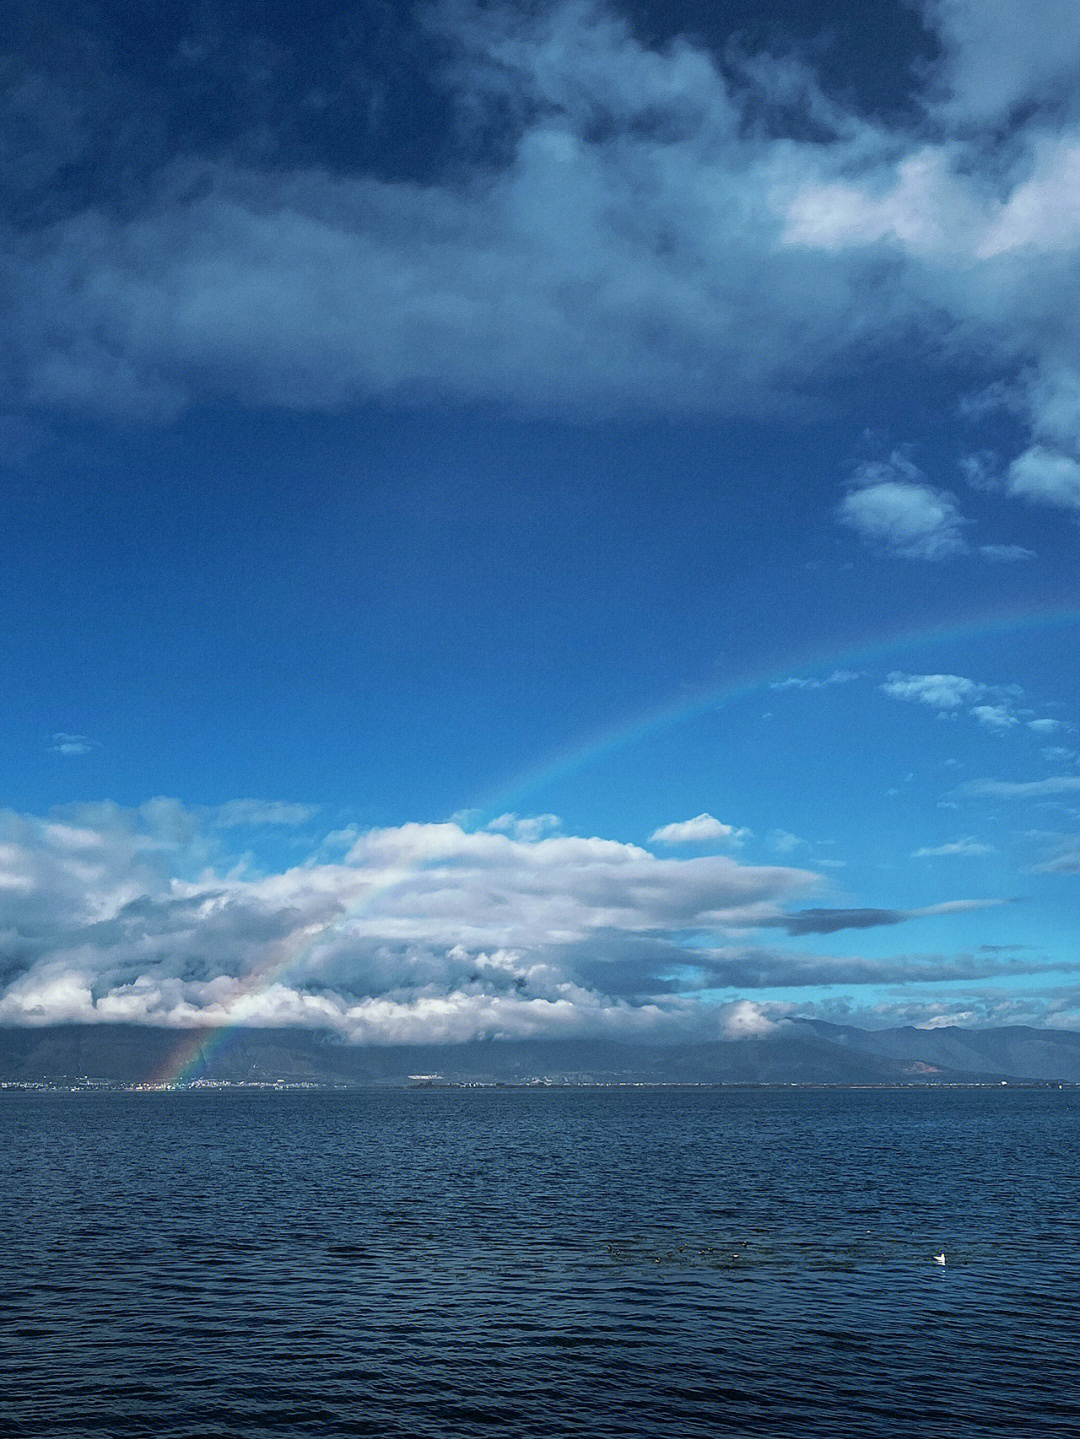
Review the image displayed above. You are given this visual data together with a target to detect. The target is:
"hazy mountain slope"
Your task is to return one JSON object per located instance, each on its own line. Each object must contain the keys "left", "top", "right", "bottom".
{"left": 792, "top": 1019, "right": 1080, "bottom": 1083}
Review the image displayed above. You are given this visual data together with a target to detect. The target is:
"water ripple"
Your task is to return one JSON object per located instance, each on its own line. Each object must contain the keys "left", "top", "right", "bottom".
{"left": 3, "top": 1088, "right": 1080, "bottom": 1438}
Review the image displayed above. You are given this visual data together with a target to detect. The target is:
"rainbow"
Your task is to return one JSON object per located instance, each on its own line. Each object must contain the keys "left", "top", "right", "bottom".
{"left": 150, "top": 600, "right": 1080, "bottom": 1085}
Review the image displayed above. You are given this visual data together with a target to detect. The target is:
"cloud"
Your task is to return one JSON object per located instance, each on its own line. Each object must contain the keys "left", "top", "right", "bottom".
{"left": 48, "top": 733, "right": 95, "bottom": 755}
{"left": 0, "top": 0, "right": 1076, "bottom": 517}
{"left": 911, "top": 838, "right": 997, "bottom": 857}
{"left": 785, "top": 990, "right": 1080, "bottom": 1031}
{"left": 838, "top": 458, "right": 968, "bottom": 560}
{"left": 1007, "top": 446, "right": 1080, "bottom": 511}
{"left": 1029, "top": 834, "right": 1080, "bottom": 874}
{"left": 719, "top": 999, "right": 782, "bottom": 1037}
{"left": 882, "top": 672, "right": 1051, "bottom": 734}
{"left": 769, "top": 670, "right": 861, "bottom": 690}
{"left": 0, "top": 800, "right": 1035, "bottom": 1037}
{"left": 2, "top": 1, "right": 912, "bottom": 423}
{"left": 212, "top": 800, "right": 320, "bottom": 828}
{"left": 924, "top": 0, "right": 1080, "bottom": 125}
{"left": 961, "top": 452, "right": 1002, "bottom": 492}
{"left": 650, "top": 814, "right": 746, "bottom": 845}
{"left": 1041, "top": 745, "right": 1078, "bottom": 762}
{"left": 755, "top": 898, "right": 1006, "bottom": 935}
{"left": 0, "top": 802, "right": 821, "bottom": 1039}
{"left": 1033, "top": 852, "right": 1080, "bottom": 875}
{"left": 960, "top": 776, "right": 1080, "bottom": 797}
{"left": 979, "top": 543, "right": 1035, "bottom": 561}
{"left": 684, "top": 945, "right": 1067, "bottom": 990}
{"left": 1024, "top": 829, "right": 1080, "bottom": 873}
{"left": 485, "top": 813, "right": 561, "bottom": 840}
{"left": 882, "top": 673, "right": 981, "bottom": 710}
{"left": 969, "top": 704, "right": 1019, "bottom": 732}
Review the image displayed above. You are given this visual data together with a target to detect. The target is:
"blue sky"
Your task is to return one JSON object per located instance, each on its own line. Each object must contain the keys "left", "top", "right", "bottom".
{"left": 1, "top": 0, "right": 1079, "bottom": 1042}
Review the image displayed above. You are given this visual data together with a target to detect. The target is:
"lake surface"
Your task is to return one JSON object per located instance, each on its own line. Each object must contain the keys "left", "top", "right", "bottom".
{"left": 3, "top": 1087, "right": 1080, "bottom": 1438}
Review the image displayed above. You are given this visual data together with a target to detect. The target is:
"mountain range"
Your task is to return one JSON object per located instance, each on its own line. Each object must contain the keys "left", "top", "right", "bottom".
{"left": 4, "top": 1019, "right": 1080, "bottom": 1085}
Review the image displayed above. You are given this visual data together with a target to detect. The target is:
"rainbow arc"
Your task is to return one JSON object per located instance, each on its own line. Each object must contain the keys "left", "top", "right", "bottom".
{"left": 151, "top": 601, "right": 1080, "bottom": 1085}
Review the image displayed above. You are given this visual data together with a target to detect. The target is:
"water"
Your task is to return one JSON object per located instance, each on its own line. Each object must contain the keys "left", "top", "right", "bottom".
{"left": 3, "top": 1087, "right": 1080, "bottom": 1438}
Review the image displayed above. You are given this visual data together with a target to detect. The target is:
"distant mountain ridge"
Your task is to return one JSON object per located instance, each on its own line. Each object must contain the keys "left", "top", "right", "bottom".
{"left": 4, "top": 1019, "right": 1080, "bottom": 1085}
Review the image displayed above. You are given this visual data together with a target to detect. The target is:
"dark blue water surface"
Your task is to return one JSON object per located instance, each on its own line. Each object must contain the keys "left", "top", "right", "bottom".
{"left": 4, "top": 1088, "right": 1080, "bottom": 1438}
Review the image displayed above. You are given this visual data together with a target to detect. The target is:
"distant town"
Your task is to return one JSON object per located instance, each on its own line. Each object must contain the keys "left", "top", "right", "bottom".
{"left": 2, "top": 1075, "right": 1076, "bottom": 1094}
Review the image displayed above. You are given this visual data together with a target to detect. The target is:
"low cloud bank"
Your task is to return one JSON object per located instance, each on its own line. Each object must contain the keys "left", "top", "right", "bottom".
{"left": 0, "top": 802, "right": 818, "bottom": 1041}
{"left": 0, "top": 799, "right": 1033, "bottom": 1041}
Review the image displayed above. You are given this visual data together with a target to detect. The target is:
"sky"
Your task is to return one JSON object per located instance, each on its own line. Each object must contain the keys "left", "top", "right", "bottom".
{"left": 1, "top": 0, "right": 1079, "bottom": 1048}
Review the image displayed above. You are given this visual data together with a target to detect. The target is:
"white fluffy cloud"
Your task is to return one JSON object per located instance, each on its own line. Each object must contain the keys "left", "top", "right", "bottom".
{"left": 880, "top": 672, "right": 1063, "bottom": 737}
{"left": 485, "top": 813, "right": 562, "bottom": 840}
{"left": 1007, "top": 447, "right": 1080, "bottom": 511}
{"left": 837, "top": 457, "right": 968, "bottom": 560}
{"left": 882, "top": 673, "right": 982, "bottom": 709}
{"left": 0, "top": 801, "right": 1034, "bottom": 1038}
{"left": 0, "top": 803, "right": 819, "bottom": 1040}
{"left": 969, "top": 705, "right": 1019, "bottom": 732}
{"left": 649, "top": 813, "right": 745, "bottom": 845}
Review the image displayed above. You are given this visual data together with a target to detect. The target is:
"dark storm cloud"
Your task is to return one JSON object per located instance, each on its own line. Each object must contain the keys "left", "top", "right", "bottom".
{"left": 756, "top": 900, "right": 1006, "bottom": 935}
{"left": 768, "top": 907, "right": 913, "bottom": 935}
{"left": 681, "top": 947, "right": 1073, "bottom": 989}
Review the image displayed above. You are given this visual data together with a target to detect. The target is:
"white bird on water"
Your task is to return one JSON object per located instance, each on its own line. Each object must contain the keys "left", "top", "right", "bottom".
{"left": 933, "top": 1252, "right": 946, "bottom": 1265}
